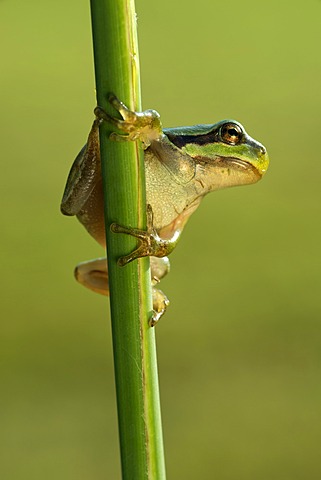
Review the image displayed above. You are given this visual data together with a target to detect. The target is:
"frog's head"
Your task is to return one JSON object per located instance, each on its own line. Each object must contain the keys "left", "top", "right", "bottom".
{"left": 183, "top": 120, "right": 269, "bottom": 192}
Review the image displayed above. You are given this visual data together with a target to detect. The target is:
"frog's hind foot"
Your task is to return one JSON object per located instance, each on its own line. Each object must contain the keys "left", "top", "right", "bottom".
{"left": 151, "top": 288, "right": 170, "bottom": 327}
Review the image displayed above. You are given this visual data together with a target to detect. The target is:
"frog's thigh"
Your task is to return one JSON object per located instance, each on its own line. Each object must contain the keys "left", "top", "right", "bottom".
{"left": 74, "top": 257, "right": 109, "bottom": 296}
{"left": 61, "top": 119, "right": 100, "bottom": 216}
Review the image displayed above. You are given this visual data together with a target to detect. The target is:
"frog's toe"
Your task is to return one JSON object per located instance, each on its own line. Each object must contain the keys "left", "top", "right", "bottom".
{"left": 107, "top": 93, "right": 135, "bottom": 122}
{"left": 150, "top": 288, "right": 169, "bottom": 326}
{"left": 110, "top": 222, "right": 148, "bottom": 241}
{"left": 94, "top": 106, "right": 127, "bottom": 131}
{"left": 107, "top": 92, "right": 123, "bottom": 109}
{"left": 109, "top": 132, "right": 132, "bottom": 142}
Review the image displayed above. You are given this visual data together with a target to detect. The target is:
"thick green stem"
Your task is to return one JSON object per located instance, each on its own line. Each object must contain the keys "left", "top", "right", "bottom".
{"left": 90, "top": 1, "right": 166, "bottom": 478}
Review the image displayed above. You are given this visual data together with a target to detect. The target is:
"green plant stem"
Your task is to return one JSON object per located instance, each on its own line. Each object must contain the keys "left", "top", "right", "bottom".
{"left": 90, "top": 1, "right": 166, "bottom": 478}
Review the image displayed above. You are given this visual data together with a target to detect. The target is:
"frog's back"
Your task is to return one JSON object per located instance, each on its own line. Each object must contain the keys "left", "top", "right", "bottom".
{"left": 163, "top": 124, "right": 214, "bottom": 136}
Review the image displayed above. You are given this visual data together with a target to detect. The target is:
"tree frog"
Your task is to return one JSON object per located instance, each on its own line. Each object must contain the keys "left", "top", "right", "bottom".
{"left": 61, "top": 95, "right": 269, "bottom": 325}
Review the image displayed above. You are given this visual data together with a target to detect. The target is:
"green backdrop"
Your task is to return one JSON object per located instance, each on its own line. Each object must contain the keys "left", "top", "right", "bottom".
{"left": 1, "top": 0, "right": 321, "bottom": 478}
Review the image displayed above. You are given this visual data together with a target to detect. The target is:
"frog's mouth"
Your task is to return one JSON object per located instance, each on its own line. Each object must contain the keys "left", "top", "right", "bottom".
{"left": 223, "top": 157, "right": 262, "bottom": 178}
{"left": 195, "top": 155, "right": 262, "bottom": 191}
{"left": 217, "top": 156, "right": 262, "bottom": 187}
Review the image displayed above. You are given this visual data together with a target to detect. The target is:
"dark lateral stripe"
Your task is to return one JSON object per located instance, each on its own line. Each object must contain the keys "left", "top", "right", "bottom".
{"left": 166, "top": 130, "right": 219, "bottom": 149}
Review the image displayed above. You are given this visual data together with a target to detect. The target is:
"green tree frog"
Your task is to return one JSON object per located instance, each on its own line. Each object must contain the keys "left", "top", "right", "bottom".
{"left": 61, "top": 95, "right": 269, "bottom": 325}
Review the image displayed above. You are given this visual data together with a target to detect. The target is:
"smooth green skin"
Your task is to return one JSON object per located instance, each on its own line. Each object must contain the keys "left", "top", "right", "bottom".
{"left": 61, "top": 98, "right": 269, "bottom": 320}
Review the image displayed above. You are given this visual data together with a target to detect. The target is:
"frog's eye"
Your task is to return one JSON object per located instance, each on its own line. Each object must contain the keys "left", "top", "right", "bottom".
{"left": 220, "top": 123, "right": 243, "bottom": 145}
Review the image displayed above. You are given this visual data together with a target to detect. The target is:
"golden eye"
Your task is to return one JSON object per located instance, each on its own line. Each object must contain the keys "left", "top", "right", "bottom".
{"left": 220, "top": 123, "right": 243, "bottom": 145}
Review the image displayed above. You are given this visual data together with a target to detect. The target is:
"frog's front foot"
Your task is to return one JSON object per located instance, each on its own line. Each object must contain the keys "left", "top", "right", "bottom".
{"left": 94, "top": 94, "right": 163, "bottom": 148}
{"left": 111, "top": 205, "right": 175, "bottom": 266}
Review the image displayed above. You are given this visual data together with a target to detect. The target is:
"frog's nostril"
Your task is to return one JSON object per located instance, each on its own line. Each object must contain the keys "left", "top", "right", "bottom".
{"left": 260, "top": 145, "right": 266, "bottom": 155}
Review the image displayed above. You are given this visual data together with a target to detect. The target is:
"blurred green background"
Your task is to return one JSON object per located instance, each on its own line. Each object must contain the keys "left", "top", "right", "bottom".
{"left": 1, "top": 0, "right": 321, "bottom": 478}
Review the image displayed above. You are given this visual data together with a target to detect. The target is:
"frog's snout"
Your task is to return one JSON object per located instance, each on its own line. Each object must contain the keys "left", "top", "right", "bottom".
{"left": 257, "top": 148, "right": 269, "bottom": 176}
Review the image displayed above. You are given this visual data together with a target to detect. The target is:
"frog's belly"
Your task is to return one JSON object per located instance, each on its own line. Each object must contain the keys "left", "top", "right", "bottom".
{"left": 145, "top": 153, "right": 192, "bottom": 231}
{"left": 77, "top": 150, "right": 196, "bottom": 246}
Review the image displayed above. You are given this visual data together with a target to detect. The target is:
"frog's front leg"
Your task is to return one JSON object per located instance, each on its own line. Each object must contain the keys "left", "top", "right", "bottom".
{"left": 94, "top": 94, "right": 163, "bottom": 148}
{"left": 111, "top": 204, "right": 180, "bottom": 266}
{"left": 75, "top": 255, "right": 170, "bottom": 326}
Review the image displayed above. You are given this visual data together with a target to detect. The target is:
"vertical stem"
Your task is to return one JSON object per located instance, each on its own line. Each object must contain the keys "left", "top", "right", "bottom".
{"left": 90, "top": 1, "right": 166, "bottom": 478}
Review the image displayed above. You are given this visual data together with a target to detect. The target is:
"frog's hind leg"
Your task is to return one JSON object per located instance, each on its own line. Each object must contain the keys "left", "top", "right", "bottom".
{"left": 74, "top": 257, "right": 109, "bottom": 296}
{"left": 61, "top": 118, "right": 101, "bottom": 217}
{"left": 75, "top": 255, "right": 171, "bottom": 326}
